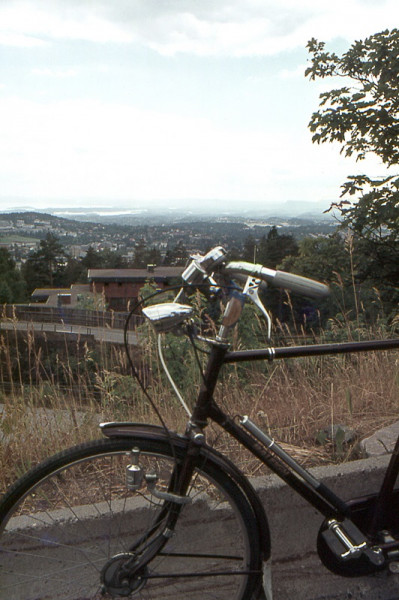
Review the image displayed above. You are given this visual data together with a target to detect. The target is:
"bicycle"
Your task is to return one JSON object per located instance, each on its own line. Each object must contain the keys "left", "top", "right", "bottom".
{"left": 1, "top": 245, "right": 399, "bottom": 600}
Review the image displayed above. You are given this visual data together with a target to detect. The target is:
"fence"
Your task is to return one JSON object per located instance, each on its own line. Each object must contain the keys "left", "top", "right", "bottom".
{"left": 1, "top": 305, "right": 141, "bottom": 330}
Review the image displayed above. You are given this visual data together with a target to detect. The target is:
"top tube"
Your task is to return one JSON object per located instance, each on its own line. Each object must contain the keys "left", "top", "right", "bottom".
{"left": 224, "top": 338, "right": 399, "bottom": 363}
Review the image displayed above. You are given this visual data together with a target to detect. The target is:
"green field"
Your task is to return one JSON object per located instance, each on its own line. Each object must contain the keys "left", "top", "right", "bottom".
{"left": 0, "top": 234, "right": 39, "bottom": 244}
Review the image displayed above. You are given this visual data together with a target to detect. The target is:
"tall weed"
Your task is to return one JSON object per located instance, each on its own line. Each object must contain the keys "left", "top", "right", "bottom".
{"left": 0, "top": 306, "right": 398, "bottom": 493}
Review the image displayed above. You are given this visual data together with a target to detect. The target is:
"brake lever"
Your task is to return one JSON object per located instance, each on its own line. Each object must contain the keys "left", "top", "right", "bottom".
{"left": 243, "top": 277, "right": 272, "bottom": 341}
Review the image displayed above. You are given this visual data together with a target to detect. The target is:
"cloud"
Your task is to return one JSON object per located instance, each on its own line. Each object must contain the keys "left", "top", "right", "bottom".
{"left": 0, "top": 0, "right": 393, "bottom": 210}
{"left": 0, "top": 95, "right": 379, "bottom": 205}
{"left": 1, "top": 0, "right": 399, "bottom": 54}
{"left": 0, "top": 96, "right": 270, "bottom": 200}
{"left": 31, "top": 67, "right": 78, "bottom": 78}
{"left": 0, "top": 1, "right": 133, "bottom": 47}
{"left": 0, "top": 31, "right": 47, "bottom": 47}
{"left": 278, "top": 64, "right": 308, "bottom": 80}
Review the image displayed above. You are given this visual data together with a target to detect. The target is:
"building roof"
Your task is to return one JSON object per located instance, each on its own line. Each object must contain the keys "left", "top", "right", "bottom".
{"left": 87, "top": 267, "right": 183, "bottom": 282}
{"left": 31, "top": 288, "right": 71, "bottom": 298}
{"left": 31, "top": 284, "right": 90, "bottom": 297}
{"left": 31, "top": 283, "right": 90, "bottom": 296}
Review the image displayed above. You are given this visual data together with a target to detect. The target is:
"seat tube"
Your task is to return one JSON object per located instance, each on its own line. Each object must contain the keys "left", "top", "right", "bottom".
{"left": 370, "top": 434, "right": 399, "bottom": 536}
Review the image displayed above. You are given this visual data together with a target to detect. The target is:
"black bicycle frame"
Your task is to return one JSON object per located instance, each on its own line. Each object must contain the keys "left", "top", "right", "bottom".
{"left": 190, "top": 337, "right": 399, "bottom": 527}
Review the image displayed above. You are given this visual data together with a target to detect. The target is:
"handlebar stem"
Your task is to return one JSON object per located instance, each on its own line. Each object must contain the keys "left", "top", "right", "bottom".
{"left": 217, "top": 291, "right": 246, "bottom": 342}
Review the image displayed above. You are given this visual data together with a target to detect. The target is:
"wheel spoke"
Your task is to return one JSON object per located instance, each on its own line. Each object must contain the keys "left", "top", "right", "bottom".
{"left": 0, "top": 437, "right": 261, "bottom": 600}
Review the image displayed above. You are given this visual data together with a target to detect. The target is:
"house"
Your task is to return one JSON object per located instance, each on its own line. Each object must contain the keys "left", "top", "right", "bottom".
{"left": 31, "top": 284, "right": 91, "bottom": 307}
{"left": 87, "top": 265, "right": 183, "bottom": 311}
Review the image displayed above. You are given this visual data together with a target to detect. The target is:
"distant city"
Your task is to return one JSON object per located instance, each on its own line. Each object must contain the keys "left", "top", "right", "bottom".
{"left": 0, "top": 202, "right": 337, "bottom": 267}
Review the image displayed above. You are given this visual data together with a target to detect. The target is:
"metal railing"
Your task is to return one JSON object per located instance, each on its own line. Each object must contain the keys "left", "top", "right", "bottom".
{"left": 1, "top": 305, "right": 141, "bottom": 330}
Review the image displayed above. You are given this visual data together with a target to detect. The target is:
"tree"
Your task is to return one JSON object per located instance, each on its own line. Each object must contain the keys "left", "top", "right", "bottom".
{"left": 242, "top": 234, "right": 256, "bottom": 263}
{"left": 22, "top": 233, "right": 66, "bottom": 293}
{"left": 281, "top": 234, "right": 393, "bottom": 327}
{"left": 81, "top": 246, "right": 127, "bottom": 271}
{"left": 76, "top": 292, "right": 107, "bottom": 311}
{"left": 306, "top": 30, "right": 399, "bottom": 315}
{"left": 96, "top": 248, "right": 126, "bottom": 269}
{"left": 81, "top": 246, "right": 102, "bottom": 269}
{"left": 62, "top": 257, "right": 86, "bottom": 286}
{"left": 145, "top": 246, "right": 162, "bottom": 267}
{"left": 130, "top": 240, "right": 162, "bottom": 268}
{"left": 306, "top": 31, "right": 399, "bottom": 240}
{"left": 132, "top": 239, "right": 148, "bottom": 268}
{"left": 163, "top": 241, "right": 188, "bottom": 266}
{"left": 281, "top": 235, "right": 351, "bottom": 284}
{"left": 257, "top": 226, "right": 298, "bottom": 269}
{"left": 0, "top": 248, "right": 26, "bottom": 303}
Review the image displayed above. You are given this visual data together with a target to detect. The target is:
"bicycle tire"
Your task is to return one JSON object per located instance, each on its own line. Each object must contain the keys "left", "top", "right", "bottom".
{"left": 0, "top": 435, "right": 263, "bottom": 600}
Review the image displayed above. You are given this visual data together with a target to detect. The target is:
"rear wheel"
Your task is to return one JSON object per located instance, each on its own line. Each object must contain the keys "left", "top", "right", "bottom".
{"left": 0, "top": 436, "right": 262, "bottom": 599}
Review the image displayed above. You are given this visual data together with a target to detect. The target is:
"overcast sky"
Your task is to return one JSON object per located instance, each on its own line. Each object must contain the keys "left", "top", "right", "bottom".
{"left": 1, "top": 0, "right": 398, "bottom": 214}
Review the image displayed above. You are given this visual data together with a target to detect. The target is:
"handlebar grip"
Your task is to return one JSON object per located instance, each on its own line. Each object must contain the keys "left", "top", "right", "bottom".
{"left": 224, "top": 261, "right": 329, "bottom": 299}
{"left": 272, "top": 270, "right": 330, "bottom": 299}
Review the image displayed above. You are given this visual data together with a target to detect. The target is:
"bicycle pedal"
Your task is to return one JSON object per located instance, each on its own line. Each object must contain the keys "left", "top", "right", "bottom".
{"left": 322, "top": 519, "right": 384, "bottom": 566}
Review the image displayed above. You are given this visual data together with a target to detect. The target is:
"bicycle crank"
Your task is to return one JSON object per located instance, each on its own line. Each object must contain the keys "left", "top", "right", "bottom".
{"left": 101, "top": 553, "right": 148, "bottom": 597}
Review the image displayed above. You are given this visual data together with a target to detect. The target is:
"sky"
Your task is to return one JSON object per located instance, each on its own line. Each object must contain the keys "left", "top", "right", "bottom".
{"left": 0, "top": 0, "right": 398, "bottom": 215}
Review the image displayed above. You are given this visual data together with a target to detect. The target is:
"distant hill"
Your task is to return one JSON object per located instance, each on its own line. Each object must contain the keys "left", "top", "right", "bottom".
{"left": 0, "top": 198, "right": 334, "bottom": 224}
{"left": 0, "top": 208, "right": 338, "bottom": 260}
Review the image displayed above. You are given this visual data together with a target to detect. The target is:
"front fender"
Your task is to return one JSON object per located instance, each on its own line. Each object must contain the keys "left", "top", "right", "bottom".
{"left": 100, "top": 421, "right": 183, "bottom": 441}
{"left": 100, "top": 421, "right": 271, "bottom": 560}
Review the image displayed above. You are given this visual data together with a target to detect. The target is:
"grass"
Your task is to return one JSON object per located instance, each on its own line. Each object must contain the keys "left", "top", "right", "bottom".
{"left": 0, "top": 305, "right": 398, "bottom": 494}
{"left": 0, "top": 234, "right": 39, "bottom": 244}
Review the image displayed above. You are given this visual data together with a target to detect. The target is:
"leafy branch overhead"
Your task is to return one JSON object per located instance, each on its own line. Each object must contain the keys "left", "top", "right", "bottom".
{"left": 306, "top": 30, "right": 399, "bottom": 243}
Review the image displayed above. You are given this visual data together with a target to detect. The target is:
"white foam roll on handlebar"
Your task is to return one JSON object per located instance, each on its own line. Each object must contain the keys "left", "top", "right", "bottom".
{"left": 224, "top": 261, "right": 330, "bottom": 299}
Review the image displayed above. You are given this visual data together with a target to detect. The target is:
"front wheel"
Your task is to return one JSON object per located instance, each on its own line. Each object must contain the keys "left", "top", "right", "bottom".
{"left": 0, "top": 436, "right": 262, "bottom": 599}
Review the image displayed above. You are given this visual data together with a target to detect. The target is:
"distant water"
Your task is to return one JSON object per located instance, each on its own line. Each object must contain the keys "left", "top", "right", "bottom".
{"left": 54, "top": 209, "right": 149, "bottom": 217}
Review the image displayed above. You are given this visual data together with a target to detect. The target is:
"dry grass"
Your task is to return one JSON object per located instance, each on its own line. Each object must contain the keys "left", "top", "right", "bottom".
{"left": 0, "top": 310, "right": 398, "bottom": 494}
{"left": 213, "top": 346, "right": 399, "bottom": 475}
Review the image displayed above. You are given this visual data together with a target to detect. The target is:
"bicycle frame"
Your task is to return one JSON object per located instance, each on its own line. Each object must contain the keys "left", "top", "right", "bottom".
{"left": 186, "top": 336, "right": 399, "bottom": 550}
{"left": 119, "top": 266, "right": 399, "bottom": 575}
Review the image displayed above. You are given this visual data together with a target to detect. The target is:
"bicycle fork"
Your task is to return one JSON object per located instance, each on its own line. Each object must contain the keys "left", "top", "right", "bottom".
{"left": 101, "top": 444, "right": 196, "bottom": 596}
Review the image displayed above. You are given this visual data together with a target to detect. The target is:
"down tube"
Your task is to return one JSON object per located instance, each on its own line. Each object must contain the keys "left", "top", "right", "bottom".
{"left": 209, "top": 403, "right": 351, "bottom": 519}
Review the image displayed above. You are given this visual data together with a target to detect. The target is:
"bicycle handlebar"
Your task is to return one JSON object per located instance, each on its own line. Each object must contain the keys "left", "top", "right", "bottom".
{"left": 145, "top": 249, "right": 330, "bottom": 338}
{"left": 223, "top": 261, "right": 330, "bottom": 299}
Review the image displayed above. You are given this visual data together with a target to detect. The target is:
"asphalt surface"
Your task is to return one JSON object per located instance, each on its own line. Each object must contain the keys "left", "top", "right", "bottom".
{"left": 0, "top": 318, "right": 137, "bottom": 344}
{"left": 272, "top": 552, "right": 399, "bottom": 599}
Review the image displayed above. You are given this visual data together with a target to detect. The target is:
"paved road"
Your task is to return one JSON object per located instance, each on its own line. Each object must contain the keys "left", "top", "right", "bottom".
{"left": 0, "top": 319, "right": 137, "bottom": 345}
{"left": 272, "top": 552, "right": 399, "bottom": 599}
{"left": 255, "top": 454, "right": 399, "bottom": 600}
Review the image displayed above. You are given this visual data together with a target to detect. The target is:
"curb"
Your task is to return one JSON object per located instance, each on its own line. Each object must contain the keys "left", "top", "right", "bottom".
{"left": 251, "top": 454, "right": 399, "bottom": 599}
